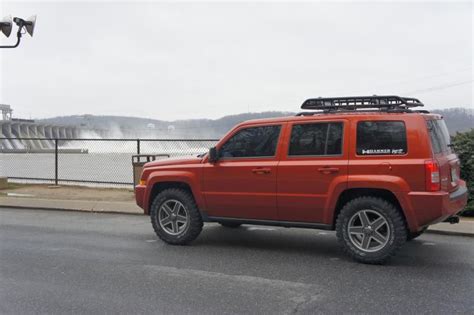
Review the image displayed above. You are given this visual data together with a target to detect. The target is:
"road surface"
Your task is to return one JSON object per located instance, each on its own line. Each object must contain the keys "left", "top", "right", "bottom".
{"left": 1, "top": 208, "right": 473, "bottom": 314}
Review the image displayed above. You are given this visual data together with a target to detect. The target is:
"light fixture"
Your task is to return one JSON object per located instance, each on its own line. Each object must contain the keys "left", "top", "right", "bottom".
{"left": 0, "top": 15, "right": 37, "bottom": 49}
{"left": 0, "top": 16, "right": 12, "bottom": 37}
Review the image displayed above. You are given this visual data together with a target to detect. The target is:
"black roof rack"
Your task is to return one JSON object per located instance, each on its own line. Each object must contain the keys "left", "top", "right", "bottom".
{"left": 300, "top": 95, "right": 424, "bottom": 112}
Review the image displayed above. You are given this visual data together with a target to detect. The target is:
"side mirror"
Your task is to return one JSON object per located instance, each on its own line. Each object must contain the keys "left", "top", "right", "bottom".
{"left": 209, "top": 147, "right": 219, "bottom": 163}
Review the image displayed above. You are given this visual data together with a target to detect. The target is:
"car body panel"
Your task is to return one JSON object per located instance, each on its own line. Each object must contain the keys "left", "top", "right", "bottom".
{"left": 201, "top": 122, "right": 286, "bottom": 220}
{"left": 276, "top": 119, "right": 349, "bottom": 223}
{"left": 134, "top": 111, "right": 468, "bottom": 233}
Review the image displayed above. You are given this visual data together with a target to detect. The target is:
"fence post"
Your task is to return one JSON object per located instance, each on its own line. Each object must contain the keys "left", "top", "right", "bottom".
{"left": 55, "top": 139, "right": 58, "bottom": 186}
{"left": 137, "top": 139, "right": 141, "bottom": 155}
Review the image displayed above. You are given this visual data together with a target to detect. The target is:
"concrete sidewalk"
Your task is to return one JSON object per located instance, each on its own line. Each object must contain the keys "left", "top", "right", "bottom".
{"left": 427, "top": 220, "right": 473, "bottom": 237}
{"left": 0, "top": 196, "right": 142, "bottom": 215}
{"left": 0, "top": 184, "right": 140, "bottom": 214}
{"left": 1, "top": 195, "right": 472, "bottom": 237}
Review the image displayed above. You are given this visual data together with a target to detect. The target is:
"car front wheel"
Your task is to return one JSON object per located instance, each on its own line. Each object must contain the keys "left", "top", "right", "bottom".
{"left": 150, "top": 188, "right": 203, "bottom": 245}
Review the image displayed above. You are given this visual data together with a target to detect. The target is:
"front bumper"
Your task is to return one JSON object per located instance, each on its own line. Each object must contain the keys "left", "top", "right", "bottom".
{"left": 134, "top": 184, "right": 147, "bottom": 213}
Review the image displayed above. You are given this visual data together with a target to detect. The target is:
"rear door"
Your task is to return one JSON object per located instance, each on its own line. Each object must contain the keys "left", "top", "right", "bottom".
{"left": 277, "top": 120, "right": 349, "bottom": 223}
{"left": 426, "top": 118, "right": 460, "bottom": 192}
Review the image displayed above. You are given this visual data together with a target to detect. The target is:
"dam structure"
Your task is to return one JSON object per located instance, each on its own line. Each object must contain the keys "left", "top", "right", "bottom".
{"left": 0, "top": 104, "right": 82, "bottom": 153}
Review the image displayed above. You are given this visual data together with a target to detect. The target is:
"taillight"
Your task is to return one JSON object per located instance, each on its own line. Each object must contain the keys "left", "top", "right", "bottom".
{"left": 425, "top": 160, "right": 440, "bottom": 191}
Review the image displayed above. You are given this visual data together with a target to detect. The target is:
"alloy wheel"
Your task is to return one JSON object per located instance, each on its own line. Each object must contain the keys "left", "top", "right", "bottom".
{"left": 347, "top": 209, "right": 391, "bottom": 252}
{"left": 158, "top": 199, "right": 189, "bottom": 235}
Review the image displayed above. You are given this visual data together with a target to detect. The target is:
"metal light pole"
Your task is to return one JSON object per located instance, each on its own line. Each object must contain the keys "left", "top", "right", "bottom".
{"left": 0, "top": 15, "right": 36, "bottom": 48}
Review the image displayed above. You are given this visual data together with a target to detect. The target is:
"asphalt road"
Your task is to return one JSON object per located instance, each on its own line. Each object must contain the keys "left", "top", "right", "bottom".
{"left": 1, "top": 208, "right": 473, "bottom": 314}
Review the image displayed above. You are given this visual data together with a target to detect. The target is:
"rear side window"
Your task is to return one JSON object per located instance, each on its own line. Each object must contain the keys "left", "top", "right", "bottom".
{"left": 427, "top": 119, "right": 452, "bottom": 154}
{"left": 219, "top": 125, "right": 281, "bottom": 158}
{"left": 289, "top": 122, "right": 343, "bottom": 156}
{"left": 356, "top": 121, "right": 407, "bottom": 155}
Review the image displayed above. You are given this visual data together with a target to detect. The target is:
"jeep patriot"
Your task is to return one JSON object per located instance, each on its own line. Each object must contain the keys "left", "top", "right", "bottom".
{"left": 135, "top": 95, "right": 468, "bottom": 264}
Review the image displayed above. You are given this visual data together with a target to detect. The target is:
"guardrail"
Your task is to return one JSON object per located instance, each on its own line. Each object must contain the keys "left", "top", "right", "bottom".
{"left": 0, "top": 137, "right": 219, "bottom": 187}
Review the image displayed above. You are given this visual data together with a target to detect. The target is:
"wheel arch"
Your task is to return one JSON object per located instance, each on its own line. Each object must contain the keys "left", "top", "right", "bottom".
{"left": 143, "top": 170, "right": 205, "bottom": 215}
{"left": 332, "top": 188, "right": 408, "bottom": 229}
{"left": 148, "top": 182, "right": 194, "bottom": 213}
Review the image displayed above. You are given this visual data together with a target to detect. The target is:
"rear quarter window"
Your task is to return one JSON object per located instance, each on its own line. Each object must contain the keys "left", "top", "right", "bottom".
{"left": 356, "top": 121, "right": 407, "bottom": 155}
{"left": 427, "top": 119, "right": 452, "bottom": 154}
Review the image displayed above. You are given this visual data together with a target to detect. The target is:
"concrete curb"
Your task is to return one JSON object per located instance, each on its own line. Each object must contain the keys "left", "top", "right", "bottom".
{"left": 426, "top": 219, "right": 473, "bottom": 237}
{"left": 426, "top": 229, "right": 474, "bottom": 238}
{"left": 0, "top": 204, "right": 143, "bottom": 216}
{"left": 0, "top": 196, "right": 142, "bottom": 215}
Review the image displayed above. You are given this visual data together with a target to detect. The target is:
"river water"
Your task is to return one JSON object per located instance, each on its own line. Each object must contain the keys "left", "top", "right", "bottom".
{"left": 0, "top": 140, "right": 217, "bottom": 187}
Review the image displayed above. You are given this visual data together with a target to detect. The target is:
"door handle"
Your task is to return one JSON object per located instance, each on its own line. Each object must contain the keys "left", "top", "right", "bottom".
{"left": 252, "top": 168, "right": 271, "bottom": 175}
{"left": 318, "top": 167, "right": 339, "bottom": 174}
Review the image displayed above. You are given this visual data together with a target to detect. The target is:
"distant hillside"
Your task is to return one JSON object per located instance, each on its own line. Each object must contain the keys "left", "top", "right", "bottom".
{"left": 39, "top": 111, "right": 294, "bottom": 138}
{"left": 431, "top": 108, "right": 473, "bottom": 134}
{"left": 38, "top": 107, "right": 472, "bottom": 138}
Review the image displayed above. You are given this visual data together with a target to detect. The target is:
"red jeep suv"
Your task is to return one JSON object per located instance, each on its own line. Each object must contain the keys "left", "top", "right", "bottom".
{"left": 135, "top": 96, "right": 468, "bottom": 264}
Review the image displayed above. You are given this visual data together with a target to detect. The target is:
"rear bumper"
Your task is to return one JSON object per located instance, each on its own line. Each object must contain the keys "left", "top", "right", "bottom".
{"left": 449, "top": 185, "right": 468, "bottom": 201}
{"left": 134, "top": 185, "right": 147, "bottom": 213}
{"left": 407, "top": 180, "right": 468, "bottom": 230}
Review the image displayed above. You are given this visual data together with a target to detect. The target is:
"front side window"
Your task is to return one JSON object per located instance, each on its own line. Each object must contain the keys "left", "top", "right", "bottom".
{"left": 289, "top": 122, "right": 343, "bottom": 156}
{"left": 219, "top": 125, "right": 281, "bottom": 158}
{"left": 356, "top": 121, "right": 407, "bottom": 155}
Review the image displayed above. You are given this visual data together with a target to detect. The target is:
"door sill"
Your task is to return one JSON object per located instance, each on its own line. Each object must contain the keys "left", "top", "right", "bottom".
{"left": 206, "top": 216, "right": 333, "bottom": 230}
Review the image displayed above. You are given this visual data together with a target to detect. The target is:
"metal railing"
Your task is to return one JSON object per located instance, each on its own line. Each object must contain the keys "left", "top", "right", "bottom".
{"left": 0, "top": 137, "right": 219, "bottom": 187}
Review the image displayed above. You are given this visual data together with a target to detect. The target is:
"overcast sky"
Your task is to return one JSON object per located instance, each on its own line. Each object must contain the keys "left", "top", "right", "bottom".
{"left": 0, "top": 1, "right": 472, "bottom": 121}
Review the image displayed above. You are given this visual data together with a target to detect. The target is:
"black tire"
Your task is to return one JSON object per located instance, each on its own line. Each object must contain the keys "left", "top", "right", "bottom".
{"left": 219, "top": 222, "right": 242, "bottom": 228}
{"left": 150, "top": 188, "right": 203, "bottom": 245}
{"left": 336, "top": 196, "right": 408, "bottom": 264}
{"left": 408, "top": 227, "right": 428, "bottom": 241}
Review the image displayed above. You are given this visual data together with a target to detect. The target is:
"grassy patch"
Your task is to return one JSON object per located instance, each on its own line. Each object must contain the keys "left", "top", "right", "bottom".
{"left": 0, "top": 182, "right": 26, "bottom": 190}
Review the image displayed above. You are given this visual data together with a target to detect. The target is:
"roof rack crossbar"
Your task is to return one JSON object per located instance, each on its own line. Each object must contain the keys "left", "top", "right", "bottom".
{"left": 295, "top": 108, "right": 430, "bottom": 116}
{"left": 301, "top": 95, "right": 424, "bottom": 111}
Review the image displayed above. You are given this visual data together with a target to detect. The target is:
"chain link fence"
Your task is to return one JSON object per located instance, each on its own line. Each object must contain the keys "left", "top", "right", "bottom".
{"left": 0, "top": 138, "right": 218, "bottom": 187}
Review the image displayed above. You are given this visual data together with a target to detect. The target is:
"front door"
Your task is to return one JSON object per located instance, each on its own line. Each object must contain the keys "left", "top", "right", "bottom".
{"left": 202, "top": 124, "right": 283, "bottom": 220}
{"left": 277, "top": 120, "right": 349, "bottom": 223}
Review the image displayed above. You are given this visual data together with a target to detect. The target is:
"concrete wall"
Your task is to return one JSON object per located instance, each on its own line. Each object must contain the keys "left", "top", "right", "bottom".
{"left": 1, "top": 123, "right": 22, "bottom": 149}
{"left": 0, "top": 121, "right": 79, "bottom": 152}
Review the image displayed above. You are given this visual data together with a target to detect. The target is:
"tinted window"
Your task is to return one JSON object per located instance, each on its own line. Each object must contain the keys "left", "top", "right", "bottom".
{"left": 326, "top": 123, "right": 344, "bottom": 155}
{"left": 427, "top": 119, "right": 452, "bottom": 154}
{"left": 357, "top": 121, "right": 407, "bottom": 155}
{"left": 289, "top": 122, "right": 343, "bottom": 156}
{"left": 219, "top": 125, "right": 281, "bottom": 158}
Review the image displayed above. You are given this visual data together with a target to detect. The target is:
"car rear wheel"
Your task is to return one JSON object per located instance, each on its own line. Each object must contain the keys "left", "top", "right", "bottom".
{"left": 336, "top": 196, "right": 407, "bottom": 264}
{"left": 150, "top": 188, "right": 203, "bottom": 245}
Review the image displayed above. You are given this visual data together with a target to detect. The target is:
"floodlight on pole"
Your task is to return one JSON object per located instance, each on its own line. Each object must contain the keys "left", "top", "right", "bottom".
{"left": 0, "top": 16, "right": 12, "bottom": 37}
{"left": 0, "top": 15, "right": 36, "bottom": 49}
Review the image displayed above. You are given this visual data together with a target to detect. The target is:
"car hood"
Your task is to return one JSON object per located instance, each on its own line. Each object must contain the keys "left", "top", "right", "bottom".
{"left": 144, "top": 156, "right": 203, "bottom": 168}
